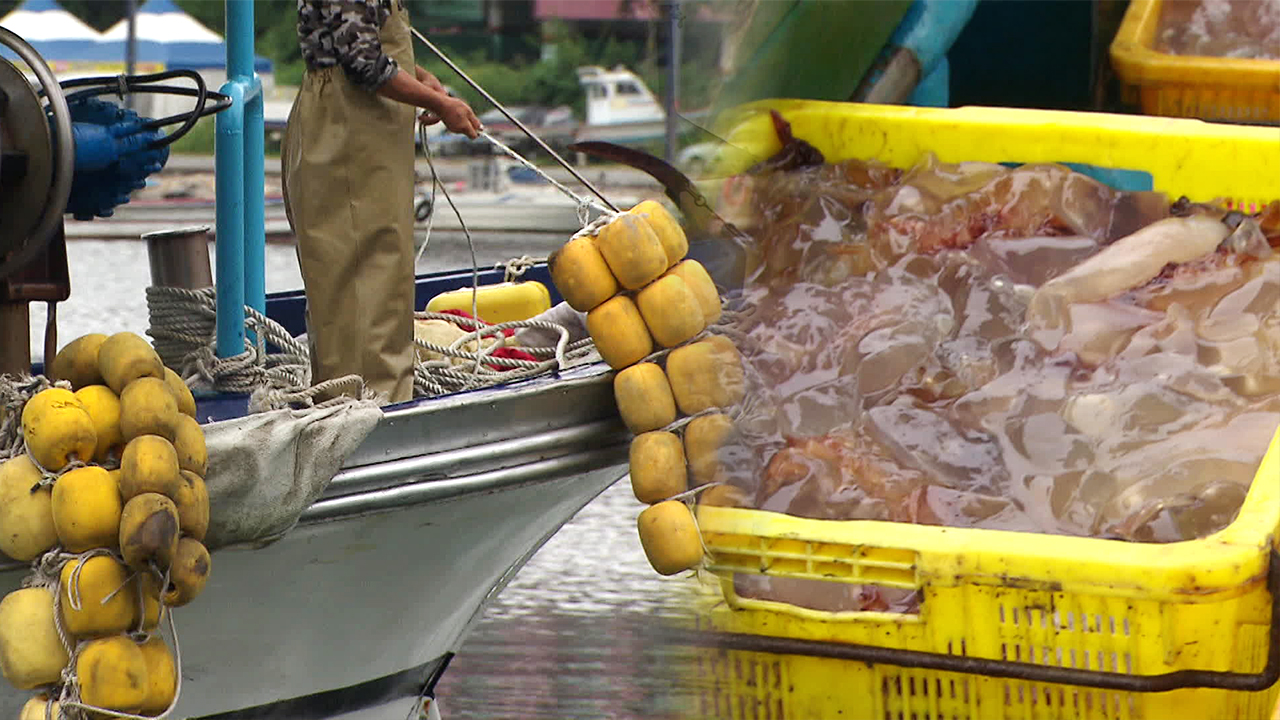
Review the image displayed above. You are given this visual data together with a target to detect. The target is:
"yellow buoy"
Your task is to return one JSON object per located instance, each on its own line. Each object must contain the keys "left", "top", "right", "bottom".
{"left": 19, "top": 695, "right": 60, "bottom": 720}
{"left": 0, "top": 587, "right": 70, "bottom": 690}
{"left": 629, "top": 432, "right": 687, "bottom": 504}
{"left": 51, "top": 466, "right": 123, "bottom": 552}
{"left": 118, "top": 493, "right": 180, "bottom": 573}
{"left": 425, "top": 281, "right": 553, "bottom": 325}
{"left": 163, "top": 537, "right": 210, "bottom": 607}
{"left": 20, "top": 388, "right": 96, "bottom": 471}
{"left": 73, "top": 384, "right": 124, "bottom": 463}
{"left": 173, "top": 470, "right": 210, "bottom": 542}
{"left": 119, "top": 434, "right": 181, "bottom": 502}
{"left": 137, "top": 574, "right": 165, "bottom": 632}
{"left": 75, "top": 635, "right": 149, "bottom": 713}
{"left": 163, "top": 367, "right": 197, "bottom": 419}
{"left": 698, "top": 483, "right": 750, "bottom": 508}
{"left": 548, "top": 236, "right": 619, "bottom": 312}
{"left": 119, "top": 376, "right": 180, "bottom": 442}
{"left": 171, "top": 414, "right": 208, "bottom": 477}
{"left": 637, "top": 501, "right": 703, "bottom": 576}
{"left": 635, "top": 274, "right": 706, "bottom": 348}
{"left": 0, "top": 455, "right": 58, "bottom": 562}
{"left": 664, "top": 338, "right": 746, "bottom": 415}
{"left": 613, "top": 363, "right": 677, "bottom": 434}
{"left": 59, "top": 555, "right": 139, "bottom": 638}
{"left": 630, "top": 199, "right": 688, "bottom": 268}
{"left": 96, "top": 332, "right": 165, "bottom": 395}
{"left": 48, "top": 333, "right": 108, "bottom": 390}
{"left": 684, "top": 413, "right": 736, "bottom": 486}
{"left": 585, "top": 295, "right": 654, "bottom": 370}
{"left": 595, "top": 213, "right": 668, "bottom": 290}
{"left": 136, "top": 634, "right": 178, "bottom": 715}
{"left": 668, "top": 259, "right": 721, "bottom": 325}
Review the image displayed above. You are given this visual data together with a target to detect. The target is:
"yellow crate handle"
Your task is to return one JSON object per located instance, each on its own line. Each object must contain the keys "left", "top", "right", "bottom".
{"left": 681, "top": 550, "right": 1280, "bottom": 693}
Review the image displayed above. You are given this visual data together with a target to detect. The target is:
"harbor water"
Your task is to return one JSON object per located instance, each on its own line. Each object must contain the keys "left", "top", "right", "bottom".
{"left": 27, "top": 238, "right": 709, "bottom": 719}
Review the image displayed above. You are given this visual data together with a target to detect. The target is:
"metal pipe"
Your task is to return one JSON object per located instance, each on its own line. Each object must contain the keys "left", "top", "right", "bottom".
{"left": 242, "top": 71, "right": 266, "bottom": 318}
{"left": 125, "top": 0, "right": 137, "bottom": 110}
{"left": 215, "top": 0, "right": 266, "bottom": 357}
{"left": 408, "top": 26, "right": 619, "bottom": 213}
{"left": 226, "top": 0, "right": 254, "bottom": 80}
{"left": 214, "top": 79, "right": 245, "bottom": 358}
{"left": 144, "top": 226, "right": 214, "bottom": 289}
{"left": 663, "top": 0, "right": 680, "bottom": 164}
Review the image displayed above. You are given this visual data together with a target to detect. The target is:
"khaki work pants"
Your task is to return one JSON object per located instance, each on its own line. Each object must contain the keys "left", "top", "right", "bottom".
{"left": 281, "top": 0, "right": 418, "bottom": 404}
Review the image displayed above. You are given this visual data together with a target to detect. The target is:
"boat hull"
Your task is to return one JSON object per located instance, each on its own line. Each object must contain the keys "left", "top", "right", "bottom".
{"left": 0, "top": 363, "right": 629, "bottom": 719}
{"left": 0, "top": 459, "right": 624, "bottom": 718}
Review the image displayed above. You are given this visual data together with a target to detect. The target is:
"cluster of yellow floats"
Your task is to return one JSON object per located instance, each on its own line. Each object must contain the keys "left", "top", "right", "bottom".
{"left": 550, "top": 200, "right": 745, "bottom": 577}
{"left": 0, "top": 332, "right": 211, "bottom": 719}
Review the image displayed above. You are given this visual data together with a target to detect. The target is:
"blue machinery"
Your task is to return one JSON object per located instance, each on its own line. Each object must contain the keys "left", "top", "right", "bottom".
{"left": 214, "top": 0, "right": 266, "bottom": 359}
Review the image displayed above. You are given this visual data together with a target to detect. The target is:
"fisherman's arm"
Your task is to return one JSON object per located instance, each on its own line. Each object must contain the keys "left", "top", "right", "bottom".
{"left": 415, "top": 65, "right": 447, "bottom": 95}
{"left": 324, "top": 0, "right": 481, "bottom": 136}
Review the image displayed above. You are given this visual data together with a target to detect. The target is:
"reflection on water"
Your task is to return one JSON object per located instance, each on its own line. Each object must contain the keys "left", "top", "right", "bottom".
{"left": 39, "top": 240, "right": 709, "bottom": 720}
{"left": 436, "top": 479, "right": 706, "bottom": 720}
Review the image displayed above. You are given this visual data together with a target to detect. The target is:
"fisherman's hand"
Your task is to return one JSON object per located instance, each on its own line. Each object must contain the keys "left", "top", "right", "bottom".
{"left": 437, "top": 97, "right": 482, "bottom": 140}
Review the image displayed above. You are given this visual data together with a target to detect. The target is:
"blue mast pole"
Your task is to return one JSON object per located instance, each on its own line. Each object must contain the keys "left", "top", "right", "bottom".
{"left": 215, "top": 0, "right": 265, "bottom": 358}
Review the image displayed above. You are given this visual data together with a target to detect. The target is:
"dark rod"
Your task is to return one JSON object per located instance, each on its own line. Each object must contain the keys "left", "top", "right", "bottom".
{"left": 663, "top": 0, "right": 680, "bottom": 163}
{"left": 125, "top": 0, "right": 137, "bottom": 109}
{"left": 408, "top": 26, "right": 619, "bottom": 213}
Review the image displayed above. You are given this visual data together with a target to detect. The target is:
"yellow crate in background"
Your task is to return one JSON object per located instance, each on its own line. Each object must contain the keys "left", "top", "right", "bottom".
{"left": 692, "top": 100, "right": 1280, "bottom": 720}
{"left": 1109, "top": 0, "right": 1280, "bottom": 123}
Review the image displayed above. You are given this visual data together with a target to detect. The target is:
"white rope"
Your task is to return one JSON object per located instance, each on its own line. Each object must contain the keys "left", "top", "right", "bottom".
{"left": 497, "top": 255, "right": 545, "bottom": 283}
{"left": 145, "top": 291, "right": 599, "bottom": 412}
{"left": 413, "top": 122, "right": 439, "bottom": 269}
{"left": 0, "top": 375, "right": 66, "bottom": 462}
{"left": 478, "top": 130, "right": 612, "bottom": 224}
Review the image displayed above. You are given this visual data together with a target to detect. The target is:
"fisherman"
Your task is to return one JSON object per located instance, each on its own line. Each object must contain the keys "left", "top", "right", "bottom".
{"left": 282, "top": 0, "right": 482, "bottom": 404}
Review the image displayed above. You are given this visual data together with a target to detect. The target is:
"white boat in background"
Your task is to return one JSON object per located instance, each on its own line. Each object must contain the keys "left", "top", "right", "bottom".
{"left": 572, "top": 65, "right": 710, "bottom": 145}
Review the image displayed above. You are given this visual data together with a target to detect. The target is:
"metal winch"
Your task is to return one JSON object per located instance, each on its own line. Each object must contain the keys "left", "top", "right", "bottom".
{"left": 0, "top": 26, "right": 230, "bottom": 375}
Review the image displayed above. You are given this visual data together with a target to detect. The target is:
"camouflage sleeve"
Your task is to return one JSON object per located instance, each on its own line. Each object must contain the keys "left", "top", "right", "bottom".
{"left": 298, "top": 0, "right": 398, "bottom": 92}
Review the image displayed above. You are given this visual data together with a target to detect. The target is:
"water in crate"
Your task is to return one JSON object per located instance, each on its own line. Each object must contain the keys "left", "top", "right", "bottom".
{"left": 710, "top": 114, "right": 1280, "bottom": 577}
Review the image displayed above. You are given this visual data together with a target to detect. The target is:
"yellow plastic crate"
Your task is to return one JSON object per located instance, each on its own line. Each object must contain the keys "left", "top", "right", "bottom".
{"left": 690, "top": 100, "right": 1280, "bottom": 720}
{"left": 1109, "top": 0, "right": 1280, "bottom": 124}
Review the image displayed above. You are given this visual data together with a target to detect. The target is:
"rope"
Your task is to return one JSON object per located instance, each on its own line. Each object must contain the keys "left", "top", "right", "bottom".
{"left": 17, "top": 544, "right": 187, "bottom": 720}
{"left": 54, "top": 607, "right": 185, "bottom": 720}
{"left": 413, "top": 122, "right": 439, "bottom": 269}
{"left": 0, "top": 375, "right": 61, "bottom": 461}
{"left": 497, "top": 255, "right": 545, "bottom": 283}
{"left": 478, "top": 130, "right": 612, "bottom": 225}
{"left": 145, "top": 288, "right": 601, "bottom": 412}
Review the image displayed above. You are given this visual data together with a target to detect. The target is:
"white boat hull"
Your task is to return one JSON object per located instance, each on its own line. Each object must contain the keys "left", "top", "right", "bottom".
{"left": 0, "top": 366, "right": 630, "bottom": 719}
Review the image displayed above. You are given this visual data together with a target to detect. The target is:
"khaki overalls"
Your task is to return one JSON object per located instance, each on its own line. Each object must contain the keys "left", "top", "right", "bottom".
{"left": 281, "top": 0, "right": 418, "bottom": 404}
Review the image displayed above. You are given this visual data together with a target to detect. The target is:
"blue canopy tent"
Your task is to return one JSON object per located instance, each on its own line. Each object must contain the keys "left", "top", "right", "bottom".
{"left": 1, "top": 0, "right": 271, "bottom": 72}
{"left": 0, "top": 0, "right": 117, "bottom": 65}
{"left": 100, "top": 0, "right": 272, "bottom": 74}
